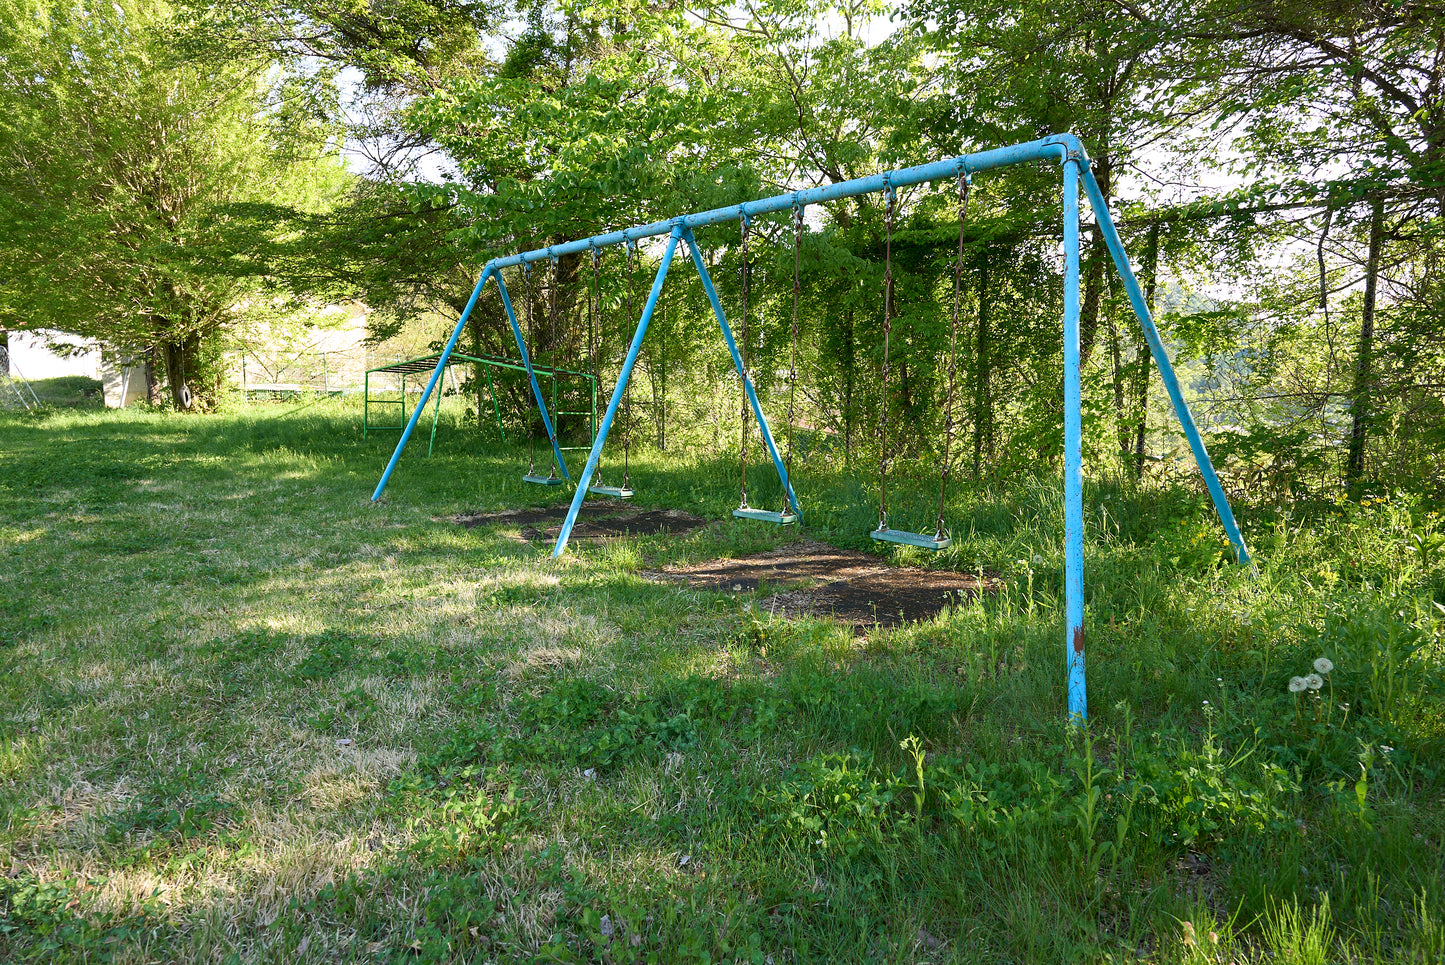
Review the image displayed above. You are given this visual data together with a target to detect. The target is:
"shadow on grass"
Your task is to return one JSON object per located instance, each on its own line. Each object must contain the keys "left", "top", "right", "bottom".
{"left": 3, "top": 403, "right": 1444, "bottom": 963}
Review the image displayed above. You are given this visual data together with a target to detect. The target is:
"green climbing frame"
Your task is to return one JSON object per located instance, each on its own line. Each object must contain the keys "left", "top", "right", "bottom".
{"left": 363, "top": 352, "right": 597, "bottom": 457}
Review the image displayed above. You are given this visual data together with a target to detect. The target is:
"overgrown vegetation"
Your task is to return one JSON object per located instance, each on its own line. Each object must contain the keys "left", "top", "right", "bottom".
{"left": 2, "top": 402, "right": 1442, "bottom": 962}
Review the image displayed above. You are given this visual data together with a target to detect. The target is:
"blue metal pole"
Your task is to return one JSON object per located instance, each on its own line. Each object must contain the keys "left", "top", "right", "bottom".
{"left": 552, "top": 225, "right": 684, "bottom": 557}
{"left": 371, "top": 266, "right": 493, "bottom": 501}
{"left": 682, "top": 228, "right": 800, "bottom": 517}
{"left": 1062, "top": 154, "right": 1087, "bottom": 725}
{"left": 476, "top": 136, "right": 1083, "bottom": 274}
{"left": 1080, "top": 168, "right": 1250, "bottom": 566}
{"left": 495, "top": 271, "right": 571, "bottom": 480}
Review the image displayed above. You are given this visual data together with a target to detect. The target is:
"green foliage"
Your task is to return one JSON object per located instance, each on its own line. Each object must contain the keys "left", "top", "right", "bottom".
{"left": 0, "top": 874, "right": 167, "bottom": 964}
{"left": 423, "top": 677, "right": 699, "bottom": 774}
{"left": 405, "top": 783, "right": 530, "bottom": 869}
{"left": 0, "top": 0, "right": 349, "bottom": 409}
{"left": 290, "top": 631, "right": 366, "bottom": 682}
{"left": 103, "top": 788, "right": 238, "bottom": 846}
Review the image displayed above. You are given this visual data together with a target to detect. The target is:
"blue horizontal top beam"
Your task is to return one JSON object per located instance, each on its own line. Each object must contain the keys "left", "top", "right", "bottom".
{"left": 487, "top": 135, "right": 1085, "bottom": 271}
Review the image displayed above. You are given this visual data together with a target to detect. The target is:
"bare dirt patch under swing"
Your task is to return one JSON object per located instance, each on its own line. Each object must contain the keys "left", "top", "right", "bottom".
{"left": 453, "top": 501, "right": 708, "bottom": 541}
{"left": 648, "top": 541, "right": 1000, "bottom": 629}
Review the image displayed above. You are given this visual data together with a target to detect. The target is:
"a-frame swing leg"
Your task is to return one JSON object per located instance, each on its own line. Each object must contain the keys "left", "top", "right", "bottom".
{"left": 553, "top": 226, "right": 685, "bottom": 557}
{"left": 372, "top": 267, "right": 496, "bottom": 500}
{"left": 496, "top": 273, "right": 570, "bottom": 485}
{"left": 1062, "top": 152, "right": 1086, "bottom": 726}
{"left": 683, "top": 228, "right": 800, "bottom": 525}
{"left": 1080, "top": 165, "right": 1251, "bottom": 568}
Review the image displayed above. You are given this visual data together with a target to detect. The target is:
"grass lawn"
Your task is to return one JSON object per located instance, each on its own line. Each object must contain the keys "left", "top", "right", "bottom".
{"left": 1, "top": 399, "right": 1442, "bottom": 963}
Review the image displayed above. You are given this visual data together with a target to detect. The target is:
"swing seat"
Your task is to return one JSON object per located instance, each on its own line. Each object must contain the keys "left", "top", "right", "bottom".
{"left": 734, "top": 507, "right": 798, "bottom": 525}
{"left": 588, "top": 484, "right": 634, "bottom": 499}
{"left": 523, "top": 474, "right": 564, "bottom": 486}
{"left": 871, "top": 528, "right": 951, "bottom": 550}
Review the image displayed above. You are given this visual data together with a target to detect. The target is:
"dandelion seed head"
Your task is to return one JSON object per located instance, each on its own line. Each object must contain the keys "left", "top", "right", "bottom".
{"left": 1314, "top": 657, "right": 1334, "bottom": 674}
{"left": 1305, "top": 673, "right": 1324, "bottom": 691}
{"left": 1288, "top": 677, "right": 1307, "bottom": 693}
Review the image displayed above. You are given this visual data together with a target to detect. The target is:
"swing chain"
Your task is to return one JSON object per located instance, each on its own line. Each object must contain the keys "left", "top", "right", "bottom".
{"left": 522, "top": 260, "right": 536, "bottom": 476}
{"left": 785, "top": 199, "right": 802, "bottom": 512}
{"left": 589, "top": 245, "right": 603, "bottom": 487}
{"left": 876, "top": 182, "right": 896, "bottom": 533}
{"left": 936, "top": 170, "right": 972, "bottom": 541}
{"left": 623, "top": 239, "right": 635, "bottom": 489}
{"left": 547, "top": 249, "right": 559, "bottom": 479}
{"left": 737, "top": 212, "right": 751, "bottom": 510}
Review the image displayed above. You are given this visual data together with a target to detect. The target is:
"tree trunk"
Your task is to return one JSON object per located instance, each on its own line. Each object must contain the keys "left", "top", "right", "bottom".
{"left": 161, "top": 334, "right": 202, "bottom": 410}
{"left": 973, "top": 254, "right": 991, "bottom": 478}
{"left": 1346, "top": 197, "right": 1385, "bottom": 492}
{"left": 1079, "top": 155, "right": 1111, "bottom": 368}
{"left": 656, "top": 316, "right": 667, "bottom": 452}
{"left": 1133, "top": 223, "right": 1160, "bottom": 479}
{"left": 471, "top": 324, "right": 484, "bottom": 431}
{"left": 1109, "top": 309, "right": 1128, "bottom": 468}
{"left": 146, "top": 348, "right": 160, "bottom": 404}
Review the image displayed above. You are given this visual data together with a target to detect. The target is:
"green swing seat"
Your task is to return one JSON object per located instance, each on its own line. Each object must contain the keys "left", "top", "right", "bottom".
{"left": 863, "top": 172, "right": 971, "bottom": 556}
{"left": 871, "top": 527, "right": 951, "bottom": 550}
{"left": 523, "top": 473, "right": 563, "bottom": 486}
{"left": 588, "top": 483, "right": 634, "bottom": 499}
{"left": 733, "top": 507, "right": 797, "bottom": 525}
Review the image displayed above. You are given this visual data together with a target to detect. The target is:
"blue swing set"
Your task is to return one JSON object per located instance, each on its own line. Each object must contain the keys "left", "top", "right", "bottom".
{"left": 370, "top": 133, "right": 1252, "bottom": 723}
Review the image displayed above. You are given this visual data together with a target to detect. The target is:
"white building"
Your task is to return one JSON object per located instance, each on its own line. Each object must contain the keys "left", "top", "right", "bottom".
{"left": 5, "top": 303, "right": 372, "bottom": 407}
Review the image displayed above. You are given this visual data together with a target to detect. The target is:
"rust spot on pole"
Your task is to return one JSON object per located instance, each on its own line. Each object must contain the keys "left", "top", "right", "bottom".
{"left": 1072, "top": 625, "right": 1085, "bottom": 655}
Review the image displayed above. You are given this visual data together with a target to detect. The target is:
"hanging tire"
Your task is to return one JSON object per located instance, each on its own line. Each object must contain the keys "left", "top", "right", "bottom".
{"left": 178, "top": 383, "right": 194, "bottom": 409}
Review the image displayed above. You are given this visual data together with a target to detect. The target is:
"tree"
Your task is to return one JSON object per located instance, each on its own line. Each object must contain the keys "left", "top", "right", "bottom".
{"left": 0, "top": 0, "right": 348, "bottom": 409}
{"left": 1120, "top": 0, "right": 1445, "bottom": 490}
